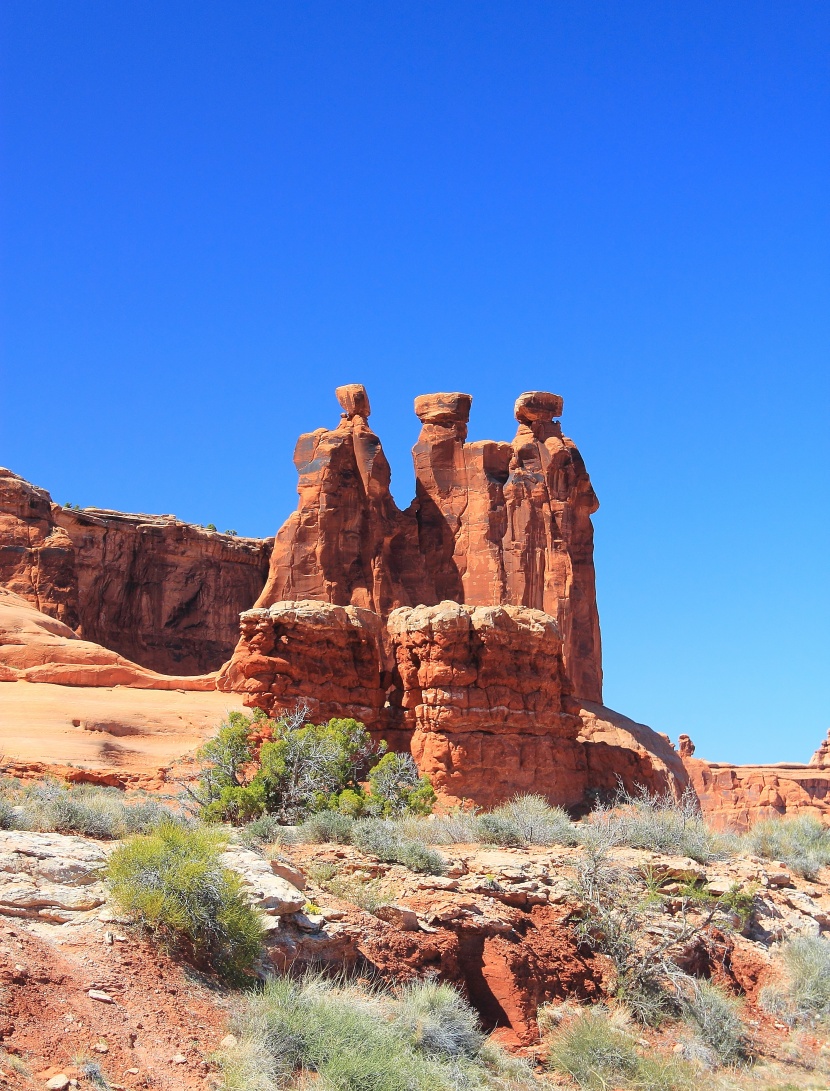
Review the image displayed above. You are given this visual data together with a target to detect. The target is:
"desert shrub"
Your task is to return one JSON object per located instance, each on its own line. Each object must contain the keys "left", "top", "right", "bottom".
{"left": 366, "top": 752, "right": 436, "bottom": 816}
{"left": 218, "top": 972, "right": 534, "bottom": 1091}
{"left": 761, "top": 934, "right": 830, "bottom": 1022}
{"left": 107, "top": 822, "right": 263, "bottom": 981}
{"left": 745, "top": 815, "right": 830, "bottom": 880}
{"left": 481, "top": 794, "right": 579, "bottom": 847}
{"left": 678, "top": 978, "right": 746, "bottom": 1064}
{"left": 15, "top": 780, "right": 177, "bottom": 839}
{"left": 297, "top": 810, "right": 355, "bottom": 844}
{"left": 236, "top": 812, "right": 289, "bottom": 850}
{"left": 191, "top": 710, "right": 263, "bottom": 822}
{"left": 0, "top": 798, "right": 15, "bottom": 830}
{"left": 409, "top": 807, "right": 482, "bottom": 845}
{"left": 352, "top": 818, "right": 446, "bottom": 875}
{"left": 256, "top": 717, "right": 381, "bottom": 822}
{"left": 585, "top": 785, "right": 733, "bottom": 864}
{"left": 546, "top": 1007, "right": 695, "bottom": 1091}
{"left": 394, "top": 978, "right": 484, "bottom": 1059}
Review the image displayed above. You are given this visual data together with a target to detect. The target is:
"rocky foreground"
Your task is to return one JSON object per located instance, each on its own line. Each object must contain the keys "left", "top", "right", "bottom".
{"left": 0, "top": 821, "right": 828, "bottom": 1089}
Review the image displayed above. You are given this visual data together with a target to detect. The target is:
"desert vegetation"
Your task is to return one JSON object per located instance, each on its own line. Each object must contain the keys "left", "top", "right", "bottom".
{"left": 218, "top": 972, "right": 535, "bottom": 1091}
{"left": 107, "top": 822, "right": 263, "bottom": 981}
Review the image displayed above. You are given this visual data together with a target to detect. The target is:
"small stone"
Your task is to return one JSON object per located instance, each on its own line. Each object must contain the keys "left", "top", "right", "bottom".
{"left": 46, "top": 1078, "right": 71, "bottom": 1091}
{"left": 171, "top": 1053, "right": 187, "bottom": 1064}
{"left": 219, "top": 1034, "right": 238, "bottom": 1049}
{"left": 270, "top": 860, "right": 307, "bottom": 890}
{"left": 87, "top": 989, "right": 114, "bottom": 1003}
{"left": 93, "top": 1039, "right": 108, "bottom": 1053}
{"left": 373, "top": 904, "right": 420, "bottom": 931}
{"left": 104, "top": 930, "right": 114, "bottom": 945}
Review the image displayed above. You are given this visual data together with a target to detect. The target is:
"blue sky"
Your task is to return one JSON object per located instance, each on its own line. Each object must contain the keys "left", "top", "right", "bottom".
{"left": 1, "top": 2, "right": 828, "bottom": 764}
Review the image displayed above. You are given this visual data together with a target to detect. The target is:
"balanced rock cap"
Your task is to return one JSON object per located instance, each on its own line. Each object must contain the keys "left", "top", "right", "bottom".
{"left": 514, "top": 391, "right": 563, "bottom": 423}
{"left": 336, "top": 384, "right": 371, "bottom": 419}
{"left": 413, "top": 392, "right": 473, "bottom": 424}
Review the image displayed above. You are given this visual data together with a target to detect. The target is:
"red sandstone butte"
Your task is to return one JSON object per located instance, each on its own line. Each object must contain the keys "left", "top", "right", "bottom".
{"left": 0, "top": 466, "right": 272, "bottom": 675}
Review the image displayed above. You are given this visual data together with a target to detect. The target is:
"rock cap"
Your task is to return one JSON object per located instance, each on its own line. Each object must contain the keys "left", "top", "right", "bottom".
{"left": 336, "top": 384, "right": 371, "bottom": 419}
{"left": 414, "top": 392, "right": 473, "bottom": 425}
{"left": 514, "top": 391, "right": 563, "bottom": 423}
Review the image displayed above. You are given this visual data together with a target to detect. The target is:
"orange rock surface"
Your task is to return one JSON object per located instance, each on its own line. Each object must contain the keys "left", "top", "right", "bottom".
{"left": 683, "top": 750, "right": 830, "bottom": 830}
{"left": 0, "top": 467, "right": 272, "bottom": 675}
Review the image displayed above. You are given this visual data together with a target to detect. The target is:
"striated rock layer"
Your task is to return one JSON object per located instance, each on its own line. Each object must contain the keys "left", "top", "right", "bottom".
{"left": 682, "top": 750, "right": 830, "bottom": 831}
{"left": 0, "top": 467, "right": 273, "bottom": 675}
{"left": 255, "top": 385, "right": 602, "bottom": 701}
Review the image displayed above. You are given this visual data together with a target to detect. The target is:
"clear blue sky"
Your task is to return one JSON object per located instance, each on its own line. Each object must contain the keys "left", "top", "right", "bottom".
{"left": 1, "top": 2, "right": 828, "bottom": 764}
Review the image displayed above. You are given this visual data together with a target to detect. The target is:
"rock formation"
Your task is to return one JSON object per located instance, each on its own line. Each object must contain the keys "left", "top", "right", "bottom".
{"left": 0, "top": 467, "right": 273, "bottom": 675}
{"left": 254, "top": 385, "right": 602, "bottom": 702}
{"left": 811, "top": 729, "right": 830, "bottom": 768}
{"left": 681, "top": 739, "right": 830, "bottom": 831}
{"left": 218, "top": 596, "right": 687, "bottom": 808}
{"left": 254, "top": 385, "right": 431, "bottom": 616}
{"left": 387, "top": 602, "right": 586, "bottom": 807}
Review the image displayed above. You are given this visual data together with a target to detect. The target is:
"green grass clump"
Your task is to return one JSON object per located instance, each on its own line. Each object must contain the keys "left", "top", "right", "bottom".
{"left": 680, "top": 979, "right": 746, "bottom": 1065}
{"left": 546, "top": 1007, "right": 695, "bottom": 1090}
{"left": 761, "top": 935, "right": 830, "bottom": 1022}
{"left": 107, "top": 822, "right": 263, "bottom": 981}
{"left": 296, "top": 810, "right": 355, "bottom": 844}
{"left": 219, "top": 972, "right": 535, "bottom": 1091}
{"left": 744, "top": 815, "right": 830, "bottom": 880}
{"left": 478, "top": 794, "right": 580, "bottom": 847}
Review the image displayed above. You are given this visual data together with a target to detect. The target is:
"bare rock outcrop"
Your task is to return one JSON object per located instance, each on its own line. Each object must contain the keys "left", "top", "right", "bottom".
{"left": 217, "top": 600, "right": 389, "bottom": 733}
{"left": 682, "top": 751, "right": 830, "bottom": 831}
{"left": 387, "top": 602, "right": 586, "bottom": 807}
{"left": 255, "top": 385, "right": 431, "bottom": 617}
{"left": 254, "top": 385, "right": 602, "bottom": 702}
{"left": 0, "top": 467, "right": 273, "bottom": 675}
{"left": 811, "top": 729, "right": 830, "bottom": 768}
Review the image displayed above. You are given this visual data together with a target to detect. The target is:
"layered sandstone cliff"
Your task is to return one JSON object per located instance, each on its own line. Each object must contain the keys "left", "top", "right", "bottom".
{"left": 0, "top": 467, "right": 273, "bottom": 675}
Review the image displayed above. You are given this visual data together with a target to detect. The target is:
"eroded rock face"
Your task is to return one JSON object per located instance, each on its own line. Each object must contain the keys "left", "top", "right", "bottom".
{"left": 387, "top": 602, "right": 586, "bottom": 807}
{"left": 255, "top": 386, "right": 431, "bottom": 617}
{"left": 682, "top": 753, "right": 830, "bottom": 831}
{"left": 0, "top": 467, "right": 272, "bottom": 675}
{"left": 217, "top": 600, "right": 389, "bottom": 732}
{"left": 811, "top": 730, "right": 830, "bottom": 768}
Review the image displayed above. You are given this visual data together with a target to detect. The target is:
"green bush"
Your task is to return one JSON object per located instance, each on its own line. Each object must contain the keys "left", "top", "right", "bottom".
{"left": 218, "top": 972, "right": 534, "bottom": 1091}
{"left": 761, "top": 935, "right": 830, "bottom": 1022}
{"left": 366, "top": 752, "right": 436, "bottom": 816}
{"left": 107, "top": 822, "right": 263, "bottom": 981}
{"left": 744, "top": 815, "right": 830, "bottom": 880}
{"left": 12, "top": 780, "right": 176, "bottom": 839}
{"left": 479, "top": 794, "right": 579, "bottom": 847}
{"left": 394, "top": 978, "right": 484, "bottom": 1059}
{"left": 297, "top": 810, "right": 355, "bottom": 844}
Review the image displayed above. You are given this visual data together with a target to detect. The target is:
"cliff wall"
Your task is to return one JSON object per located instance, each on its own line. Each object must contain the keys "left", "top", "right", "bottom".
{"left": 0, "top": 467, "right": 272, "bottom": 675}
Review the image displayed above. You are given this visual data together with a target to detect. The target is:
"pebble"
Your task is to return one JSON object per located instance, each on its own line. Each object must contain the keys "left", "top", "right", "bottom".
{"left": 45, "top": 1077, "right": 70, "bottom": 1091}
{"left": 171, "top": 1053, "right": 187, "bottom": 1064}
{"left": 88, "top": 989, "right": 114, "bottom": 1003}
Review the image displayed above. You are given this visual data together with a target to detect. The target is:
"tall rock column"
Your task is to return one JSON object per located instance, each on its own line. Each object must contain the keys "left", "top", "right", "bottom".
{"left": 256, "top": 385, "right": 431, "bottom": 616}
{"left": 502, "top": 392, "right": 602, "bottom": 702}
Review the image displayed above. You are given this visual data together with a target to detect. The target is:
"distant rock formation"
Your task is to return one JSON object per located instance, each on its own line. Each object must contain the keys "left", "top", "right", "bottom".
{"left": 0, "top": 467, "right": 272, "bottom": 675}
